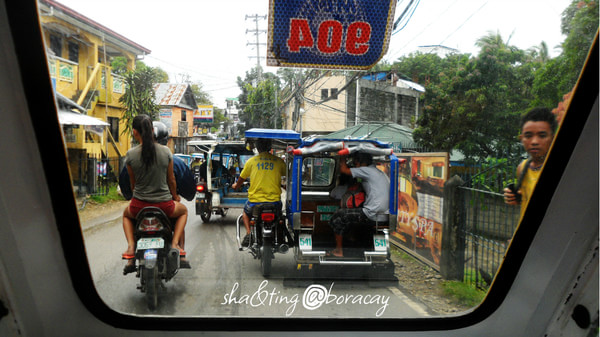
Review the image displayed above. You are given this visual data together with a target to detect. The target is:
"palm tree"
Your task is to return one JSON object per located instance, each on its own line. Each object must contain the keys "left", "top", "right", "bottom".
{"left": 119, "top": 67, "right": 160, "bottom": 136}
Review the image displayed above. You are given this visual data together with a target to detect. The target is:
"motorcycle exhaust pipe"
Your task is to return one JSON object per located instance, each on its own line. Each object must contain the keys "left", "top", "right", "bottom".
{"left": 168, "top": 248, "right": 180, "bottom": 269}
{"left": 278, "top": 244, "right": 289, "bottom": 254}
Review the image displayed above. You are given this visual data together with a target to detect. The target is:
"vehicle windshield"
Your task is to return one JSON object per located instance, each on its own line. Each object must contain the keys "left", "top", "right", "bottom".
{"left": 302, "top": 157, "right": 336, "bottom": 187}
{"left": 41, "top": 0, "right": 597, "bottom": 321}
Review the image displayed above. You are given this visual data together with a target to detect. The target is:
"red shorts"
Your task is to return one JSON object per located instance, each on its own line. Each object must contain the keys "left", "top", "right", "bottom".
{"left": 129, "top": 198, "right": 176, "bottom": 218}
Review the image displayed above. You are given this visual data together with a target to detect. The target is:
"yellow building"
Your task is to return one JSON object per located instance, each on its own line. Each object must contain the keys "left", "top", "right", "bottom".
{"left": 38, "top": 0, "right": 150, "bottom": 162}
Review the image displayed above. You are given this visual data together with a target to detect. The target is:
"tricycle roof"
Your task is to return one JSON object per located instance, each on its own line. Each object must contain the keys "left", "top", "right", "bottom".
{"left": 244, "top": 128, "right": 301, "bottom": 142}
{"left": 299, "top": 137, "right": 391, "bottom": 148}
{"left": 187, "top": 140, "right": 254, "bottom": 156}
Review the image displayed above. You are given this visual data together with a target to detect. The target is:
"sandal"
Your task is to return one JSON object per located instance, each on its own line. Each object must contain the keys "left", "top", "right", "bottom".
{"left": 121, "top": 253, "right": 135, "bottom": 260}
{"left": 180, "top": 258, "right": 191, "bottom": 269}
{"left": 123, "top": 262, "right": 136, "bottom": 275}
{"left": 325, "top": 250, "right": 344, "bottom": 258}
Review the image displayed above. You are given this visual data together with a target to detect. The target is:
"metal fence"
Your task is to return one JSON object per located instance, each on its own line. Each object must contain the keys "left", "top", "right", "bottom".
{"left": 447, "top": 158, "right": 521, "bottom": 289}
{"left": 71, "top": 154, "right": 121, "bottom": 197}
{"left": 456, "top": 186, "right": 520, "bottom": 289}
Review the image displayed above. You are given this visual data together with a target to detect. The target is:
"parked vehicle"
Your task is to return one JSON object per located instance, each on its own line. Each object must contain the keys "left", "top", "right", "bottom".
{"left": 287, "top": 138, "right": 400, "bottom": 281}
{"left": 130, "top": 207, "right": 182, "bottom": 310}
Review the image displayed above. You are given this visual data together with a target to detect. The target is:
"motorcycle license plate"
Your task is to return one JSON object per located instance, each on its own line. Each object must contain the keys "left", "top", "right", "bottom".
{"left": 137, "top": 237, "right": 164, "bottom": 250}
{"left": 373, "top": 235, "right": 387, "bottom": 251}
{"left": 197, "top": 193, "right": 205, "bottom": 198}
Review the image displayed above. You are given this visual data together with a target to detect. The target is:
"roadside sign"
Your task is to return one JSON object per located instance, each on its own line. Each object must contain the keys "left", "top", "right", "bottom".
{"left": 267, "top": 0, "right": 396, "bottom": 70}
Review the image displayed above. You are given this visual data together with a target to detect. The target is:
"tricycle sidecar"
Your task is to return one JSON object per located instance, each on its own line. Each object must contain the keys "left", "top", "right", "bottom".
{"left": 287, "top": 138, "right": 399, "bottom": 281}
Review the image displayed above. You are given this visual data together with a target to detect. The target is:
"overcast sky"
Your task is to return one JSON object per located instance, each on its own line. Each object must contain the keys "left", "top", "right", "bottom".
{"left": 56, "top": 0, "right": 571, "bottom": 108}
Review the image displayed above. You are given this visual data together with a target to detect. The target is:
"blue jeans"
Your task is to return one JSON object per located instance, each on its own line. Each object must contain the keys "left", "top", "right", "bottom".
{"left": 243, "top": 201, "right": 282, "bottom": 217}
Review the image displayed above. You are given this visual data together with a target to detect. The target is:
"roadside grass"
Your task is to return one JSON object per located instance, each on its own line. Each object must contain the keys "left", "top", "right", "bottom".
{"left": 89, "top": 184, "right": 125, "bottom": 203}
{"left": 441, "top": 280, "right": 486, "bottom": 307}
{"left": 391, "top": 245, "right": 486, "bottom": 308}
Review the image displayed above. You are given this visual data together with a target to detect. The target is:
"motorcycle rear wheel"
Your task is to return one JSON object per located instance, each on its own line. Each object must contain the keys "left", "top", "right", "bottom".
{"left": 200, "top": 207, "right": 212, "bottom": 223}
{"left": 261, "top": 238, "right": 272, "bottom": 277}
{"left": 143, "top": 266, "right": 159, "bottom": 310}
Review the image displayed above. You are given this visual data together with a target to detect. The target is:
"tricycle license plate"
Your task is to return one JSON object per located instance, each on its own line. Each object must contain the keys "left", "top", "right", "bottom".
{"left": 137, "top": 238, "right": 164, "bottom": 250}
{"left": 373, "top": 235, "right": 387, "bottom": 251}
{"left": 299, "top": 233, "right": 312, "bottom": 250}
{"left": 197, "top": 193, "right": 205, "bottom": 198}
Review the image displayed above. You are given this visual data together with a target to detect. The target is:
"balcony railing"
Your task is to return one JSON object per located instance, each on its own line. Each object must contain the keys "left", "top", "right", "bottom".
{"left": 48, "top": 55, "right": 124, "bottom": 110}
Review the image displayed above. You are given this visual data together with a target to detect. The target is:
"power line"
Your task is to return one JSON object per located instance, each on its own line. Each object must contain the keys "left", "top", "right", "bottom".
{"left": 392, "top": 0, "right": 420, "bottom": 35}
{"left": 438, "top": 0, "right": 490, "bottom": 46}
{"left": 387, "top": 0, "right": 460, "bottom": 59}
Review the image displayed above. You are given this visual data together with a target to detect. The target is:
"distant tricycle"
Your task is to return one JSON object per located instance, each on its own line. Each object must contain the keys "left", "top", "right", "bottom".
{"left": 187, "top": 140, "right": 254, "bottom": 223}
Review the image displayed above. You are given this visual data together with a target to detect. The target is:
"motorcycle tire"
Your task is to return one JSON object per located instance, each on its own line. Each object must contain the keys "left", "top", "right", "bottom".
{"left": 200, "top": 207, "right": 212, "bottom": 223}
{"left": 261, "top": 237, "right": 273, "bottom": 277}
{"left": 143, "top": 266, "right": 159, "bottom": 310}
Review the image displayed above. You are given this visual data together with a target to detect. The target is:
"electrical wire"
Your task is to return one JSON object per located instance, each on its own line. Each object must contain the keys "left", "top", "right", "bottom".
{"left": 392, "top": 0, "right": 420, "bottom": 35}
{"left": 387, "top": 0, "right": 460, "bottom": 60}
{"left": 438, "top": 0, "right": 490, "bottom": 46}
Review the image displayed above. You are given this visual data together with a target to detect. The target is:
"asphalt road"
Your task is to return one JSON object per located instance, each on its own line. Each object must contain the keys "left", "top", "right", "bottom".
{"left": 82, "top": 199, "right": 429, "bottom": 318}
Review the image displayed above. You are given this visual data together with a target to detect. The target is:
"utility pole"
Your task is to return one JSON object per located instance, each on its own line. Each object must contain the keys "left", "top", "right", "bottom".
{"left": 355, "top": 78, "right": 360, "bottom": 126}
{"left": 245, "top": 14, "right": 267, "bottom": 82}
{"left": 273, "top": 87, "right": 278, "bottom": 128}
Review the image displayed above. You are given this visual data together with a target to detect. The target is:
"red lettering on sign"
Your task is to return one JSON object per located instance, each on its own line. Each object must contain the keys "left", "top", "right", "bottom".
{"left": 346, "top": 21, "right": 371, "bottom": 55}
{"left": 287, "top": 19, "right": 314, "bottom": 52}
{"left": 317, "top": 20, "right": 343, "bottom": 54}
{"left": 286, "top": 18, "right": 372, "bottom": 55}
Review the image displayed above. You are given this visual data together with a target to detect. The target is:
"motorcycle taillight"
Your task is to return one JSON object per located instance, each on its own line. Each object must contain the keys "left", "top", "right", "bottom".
{"left": 261, "top": 213, "right": 275, "bottom": 222}
{"left": 197, "top": 184, "right": 205, "bottom": 192}
{"left": 139, "top": 217, "right": 163, "bottom": 232}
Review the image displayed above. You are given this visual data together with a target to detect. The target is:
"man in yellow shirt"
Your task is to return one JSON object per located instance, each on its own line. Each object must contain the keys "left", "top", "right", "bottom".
{"left": 232, "top": 138, "right": 286, "bottom": 246}
{"left": 504, "top": 107, "right": 557, "bottom": 215}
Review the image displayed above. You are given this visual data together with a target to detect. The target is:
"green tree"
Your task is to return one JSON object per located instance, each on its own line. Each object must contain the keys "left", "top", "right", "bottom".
{"left": 237, "top": 68, "right": 282, "bottom": 130}
{"left": 110, "top": 56, "right": 128, "bottom": 75}
{"left": 190, "top": 83, "right": 212, "bottom": 105}
{"left": 409, "top": 32, "right": 530, "bottom": 161}
{"left": 119, "top": 66, "right": 160, "bottom": 136}
{"left": 242, "top": 79, "right": 280, "bottom": 129}
{"left": 532, "top": 0, "right": 598, "bottom": 107}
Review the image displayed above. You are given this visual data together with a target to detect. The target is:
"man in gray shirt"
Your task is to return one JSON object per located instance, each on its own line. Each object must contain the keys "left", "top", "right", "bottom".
{"left": 329, "top": 152, "right": 390, "bottom": 257}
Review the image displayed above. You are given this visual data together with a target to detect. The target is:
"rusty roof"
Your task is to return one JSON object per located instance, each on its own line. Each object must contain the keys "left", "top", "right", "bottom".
{"left": 154, "top": 83, "right": 195, "bottom": 108}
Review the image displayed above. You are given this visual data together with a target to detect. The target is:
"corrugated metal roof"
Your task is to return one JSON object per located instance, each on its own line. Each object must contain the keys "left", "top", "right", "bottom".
{"left": 153, "top": 83, "right": 190, "bottom": 107}
{"left": 323, "top": 123, "right": 414, "bottom": 145}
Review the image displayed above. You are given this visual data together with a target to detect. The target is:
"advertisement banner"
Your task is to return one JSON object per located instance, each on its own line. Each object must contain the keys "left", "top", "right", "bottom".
{"left": 159, "top": 109, "right": 172, "bottom": 134}
{"left": 267, "top": 0, "right": 396, "bottom": 70}
{"left": 195, "top": 105, "right": 213, "bottom": 124}
{"left": 392, "top": 153, "right": 449, "bottom": 268}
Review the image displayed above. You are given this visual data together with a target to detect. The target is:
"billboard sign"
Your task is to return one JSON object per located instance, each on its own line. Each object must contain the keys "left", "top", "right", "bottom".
{"left": 195, "top": 105, "right": 213, "bottom": 124}
{"left": 391, "top": 153, "right": 449, "bottom": 268}
{"left": 267, "top": 0, "right": 396, "bottom": 70}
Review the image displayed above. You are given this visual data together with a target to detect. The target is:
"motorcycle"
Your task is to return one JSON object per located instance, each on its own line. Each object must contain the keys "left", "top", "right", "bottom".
{"left": 130, "top": 206, "right": 181, "bottom": 310}
{"left": 237, "top": 203, "right": 293, "bottom": 277}
{"left": 195, "top": 179, "right": 213, "bottom": 222}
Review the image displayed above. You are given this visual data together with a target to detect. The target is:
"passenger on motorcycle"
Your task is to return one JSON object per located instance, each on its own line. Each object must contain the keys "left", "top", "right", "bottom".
{"left": 119, "top": 121, "right": 196, "bottom": 202}
{"left": 231, "top": 138, "right": 286, "bottom": 246}
{"left": 121, "top": 115, "right": 190, "bottom": 274}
